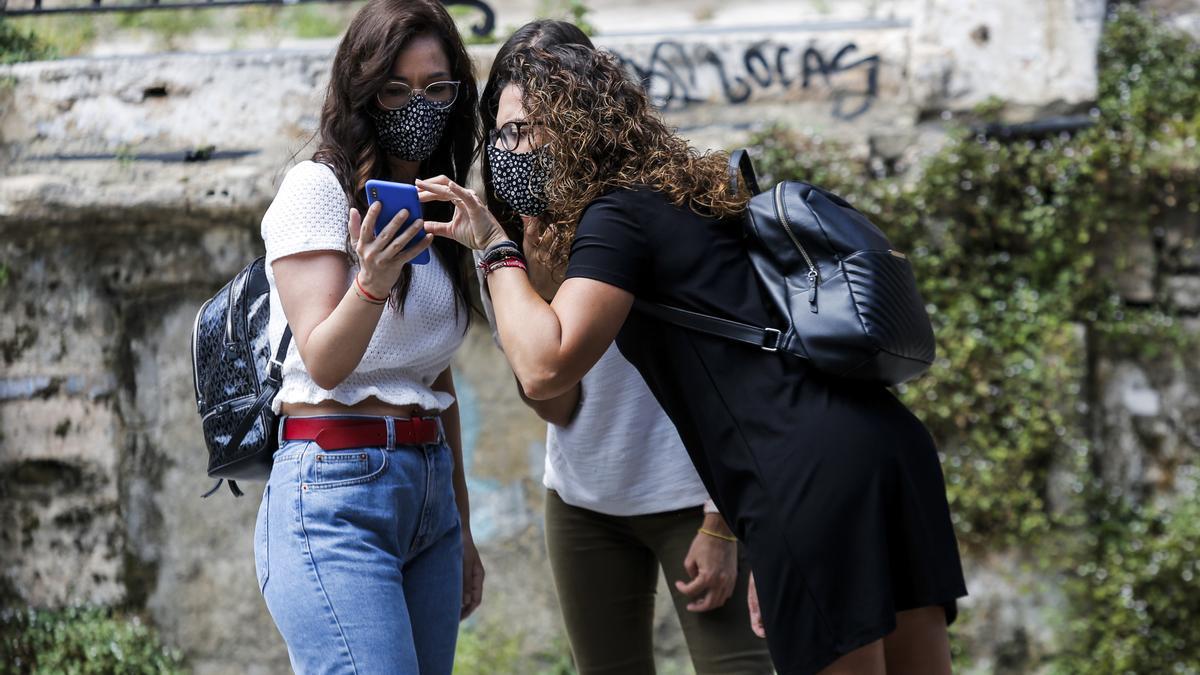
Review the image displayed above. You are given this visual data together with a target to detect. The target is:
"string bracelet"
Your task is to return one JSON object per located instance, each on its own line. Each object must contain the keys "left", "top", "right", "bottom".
{"left": 479, "top": 257, "right": 528, "bottom": 277}
{"left": 354, "top": 276, "right": 388, "bottom": 305}
{"left": 698, "top": 527, "right": 737, "bottom": 543}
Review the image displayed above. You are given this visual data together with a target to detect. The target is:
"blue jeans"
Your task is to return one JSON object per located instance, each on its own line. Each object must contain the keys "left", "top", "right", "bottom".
{"left": 254, "top": 424, "right": 463, "bottom": 675}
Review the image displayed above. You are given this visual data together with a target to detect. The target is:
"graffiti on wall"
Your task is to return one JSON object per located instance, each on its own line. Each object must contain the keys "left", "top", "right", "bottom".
{"left": 611, "top": 40, "right": 881, "bottom": 120}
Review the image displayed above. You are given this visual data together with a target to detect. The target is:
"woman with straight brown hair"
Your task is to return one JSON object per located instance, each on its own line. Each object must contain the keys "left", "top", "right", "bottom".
{"left": 253, "top": 1, "right": 483, "bottom": 672}
{"left": 420, "top": 41, "right": 967, "bottom": 675}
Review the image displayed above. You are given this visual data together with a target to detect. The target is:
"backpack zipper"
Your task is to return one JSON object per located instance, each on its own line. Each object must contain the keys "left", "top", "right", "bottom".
{"left": 773, "top": 183, "right": 820, "bottom": 312}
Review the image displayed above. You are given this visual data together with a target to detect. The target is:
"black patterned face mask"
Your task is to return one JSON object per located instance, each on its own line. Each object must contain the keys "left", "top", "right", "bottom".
{"left": 486, "top": 143, "right": 550, "bottom": 216}
{"left": 371, "top": 95, "right": 451, "bottom": 162}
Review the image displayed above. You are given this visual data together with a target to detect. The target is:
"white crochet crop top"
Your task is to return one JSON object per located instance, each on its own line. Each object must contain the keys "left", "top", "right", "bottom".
{"left": 261, "top": 160, "right": 466, "bottom": 413}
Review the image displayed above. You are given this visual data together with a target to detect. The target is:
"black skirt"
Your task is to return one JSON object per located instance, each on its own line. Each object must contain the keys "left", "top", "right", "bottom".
{"left": 722, "top": 370, "right": 967, "bottom": 674}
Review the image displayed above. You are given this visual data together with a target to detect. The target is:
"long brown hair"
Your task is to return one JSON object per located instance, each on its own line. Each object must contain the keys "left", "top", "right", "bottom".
{"left": 313, "top": 0, "right": 478, "bottom": 313}
{"left": 496, "top": 43, "right": 749, "bottom": 267}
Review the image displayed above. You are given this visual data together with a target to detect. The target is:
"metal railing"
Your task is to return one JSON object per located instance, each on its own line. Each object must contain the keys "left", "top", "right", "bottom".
{"left": 2, "top": 0, "right": 495, "bottom": 37}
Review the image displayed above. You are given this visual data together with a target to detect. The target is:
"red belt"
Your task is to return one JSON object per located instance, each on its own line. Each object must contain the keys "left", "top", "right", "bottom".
{"left": 281, "top": 416, "right": 441, "bottom": 450}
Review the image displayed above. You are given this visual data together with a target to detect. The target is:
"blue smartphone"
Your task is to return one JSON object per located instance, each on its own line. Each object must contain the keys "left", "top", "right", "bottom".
{"left": 365, "top": 179, "right": 430, "bottom": 265}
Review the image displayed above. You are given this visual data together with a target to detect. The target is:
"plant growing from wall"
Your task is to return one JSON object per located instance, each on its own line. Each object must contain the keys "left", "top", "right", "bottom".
{"left": 0, "top": 18, "right": 55, "bottom": 64}
{"left": 0, "top": 606, "right": 185, "bottom": 674}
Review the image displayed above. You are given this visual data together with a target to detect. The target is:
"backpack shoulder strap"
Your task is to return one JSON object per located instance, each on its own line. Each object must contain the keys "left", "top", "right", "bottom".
{"left": 728, "top": 149, "right": 761, "bottom": 196}
{"left": 633, "top": 300, "right": 784, "bottom": 353}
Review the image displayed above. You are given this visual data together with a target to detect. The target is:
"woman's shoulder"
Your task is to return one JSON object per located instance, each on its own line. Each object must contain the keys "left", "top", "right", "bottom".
{"left": 278, "top": 160, "right": 344, "bottom": 198}
{"left": 584, "top": 187, "right": 667, "bottom": 210}
{"left": 262, "top": 160, "right": 350, "bottom": 246}
{"left": 579, "top": 188, "right": 670, "bottom": 226}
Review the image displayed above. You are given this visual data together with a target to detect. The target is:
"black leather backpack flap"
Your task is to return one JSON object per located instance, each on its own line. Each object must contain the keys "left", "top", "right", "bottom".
{"left": 786, "top": 183, "right": 892, "bottom": 263}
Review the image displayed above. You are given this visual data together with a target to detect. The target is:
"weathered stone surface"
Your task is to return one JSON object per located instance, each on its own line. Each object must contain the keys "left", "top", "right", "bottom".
{"left": 909, "top": 0, "right": 1105, "bottom": 114}
{"left": 955, "top": 553, "right": 1064, "bottom": 675}
{"left": 1165, "top": 275, "right": 1200, "bottom": 312}
{"left": 1100, "top": 226, "right": 1158, "bottom": 305}
{"left": 0, "top": 4, "right": 1171, "bottom": 672}
{"left": 1096, "top": 355, "right": 1200, "bottom": 497}
{"left": 0, "top": 398, "right": 126, "bottom": 607}
{"left": 1099, "top": 361, "right": 1156, "bottom": 492}
{"left": 1161, "top": 206, "right": 1200, "bottom": 272}
{"left": 0, "top": 51, "right": 329, "bottom": 160}
{"left": 600, "top": 27, "right": 909, "bottom": 119}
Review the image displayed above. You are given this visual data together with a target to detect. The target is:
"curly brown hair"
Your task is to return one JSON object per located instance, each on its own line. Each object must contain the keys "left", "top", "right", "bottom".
{"left": 498, "top": 43, "right": 749, "bottom": 267}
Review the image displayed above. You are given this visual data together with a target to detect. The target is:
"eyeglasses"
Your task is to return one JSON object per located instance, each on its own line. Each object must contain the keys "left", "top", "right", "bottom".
{"left": 376, "top": 80, "right": 460, "bottom": 111}
{"left": 488, "top": 120, "right": 542, "bottom": 152}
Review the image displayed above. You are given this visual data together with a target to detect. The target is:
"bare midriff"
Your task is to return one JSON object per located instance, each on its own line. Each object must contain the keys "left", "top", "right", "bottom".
{"left": 281, "top": 397, "right": 436, "bottom": 419}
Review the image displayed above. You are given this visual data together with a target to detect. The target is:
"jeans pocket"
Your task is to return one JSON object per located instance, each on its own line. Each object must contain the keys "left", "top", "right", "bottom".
{"left": 254, "top": 485, "right": 269, "bottom": 593}
{"left": 305, "top": 447, "right": 389, "bottom": 490}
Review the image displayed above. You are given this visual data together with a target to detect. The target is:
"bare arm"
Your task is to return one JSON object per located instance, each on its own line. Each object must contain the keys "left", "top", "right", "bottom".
{"left": 516, "top": 377, "right": 581, "bottom": 426}
{"left": 508, "top": 233, "right": 583, "bottom": 426}
{"left": 487, "top": 269, "right": 632, "bottom": 400}
{"left": 419, "top": 175, "right": 632, "bottom": 400}
{"left": 272, "top": 204, "right": 432, "bottom": 390}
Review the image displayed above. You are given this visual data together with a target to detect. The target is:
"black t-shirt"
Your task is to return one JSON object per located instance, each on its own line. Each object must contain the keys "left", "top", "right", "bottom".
{"left": 564, "top": 189, "right": 826, "bottom": 520}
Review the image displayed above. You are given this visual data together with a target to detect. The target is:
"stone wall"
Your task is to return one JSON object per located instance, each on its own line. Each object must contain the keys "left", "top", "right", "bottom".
{"left": 5, "top": 1, "right": 1183, "bottom": 672}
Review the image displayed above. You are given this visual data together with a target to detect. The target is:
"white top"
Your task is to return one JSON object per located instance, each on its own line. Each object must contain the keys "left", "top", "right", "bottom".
{"left": 261, "top": 160, "right": 466, "bottom": 413}
{"left": 476, "top": 257, "right": 709, "bottom": 517}
{"left": 543, "top": 343, "right": 710, "bottom": 516}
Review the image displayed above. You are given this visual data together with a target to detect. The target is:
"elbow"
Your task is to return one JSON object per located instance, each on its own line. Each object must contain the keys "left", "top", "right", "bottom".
{"left": 532, "top": 404, "right": 575, "bottom": 427}
{"left": 306, "top": 363, "right": 347, "bottom": 391}
{"left": 309, "top": 372, "right": 344, "bottom": 392}
{"left": 520, "top": 369, "right": 570, "bottom": 402}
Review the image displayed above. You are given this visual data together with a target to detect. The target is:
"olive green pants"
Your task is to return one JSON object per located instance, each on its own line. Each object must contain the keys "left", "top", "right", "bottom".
{"left": 545, "top": 489, "right": 774, "bottom": 675}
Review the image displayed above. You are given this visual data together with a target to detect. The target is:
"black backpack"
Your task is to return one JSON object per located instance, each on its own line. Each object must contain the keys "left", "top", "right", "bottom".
{"left": 190, "top": 257, "right": 291, "bottom": 497}
{"left": 636, "top": 150, "right": 935, "bottom": 385}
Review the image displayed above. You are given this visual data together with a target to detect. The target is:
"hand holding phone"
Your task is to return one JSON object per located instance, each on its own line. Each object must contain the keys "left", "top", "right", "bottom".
{"left": 365, "top": 179, "right": 430, "bottom": 265}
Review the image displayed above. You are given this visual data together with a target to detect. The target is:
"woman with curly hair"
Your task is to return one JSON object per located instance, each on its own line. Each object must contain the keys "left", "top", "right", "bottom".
{"left": 419, "top": 41, "right": 967, "bottom": 675}
{"left": 254, "top": 0, "right": 483, "bottom": 672}
{"left": 475, "top": 20, "right": 773, "bottom": 675}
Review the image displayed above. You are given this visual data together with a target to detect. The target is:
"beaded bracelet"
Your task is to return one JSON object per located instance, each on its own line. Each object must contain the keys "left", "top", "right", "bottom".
{"left": 481, "top": 239, "right": 523, "bottom": 266}
{"left": 482, "top": 238, "right": 520, "bottom": 257}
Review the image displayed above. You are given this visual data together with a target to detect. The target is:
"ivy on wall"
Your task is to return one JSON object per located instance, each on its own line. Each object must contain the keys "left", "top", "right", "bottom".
{"left": 750, "top": 5, "right": 1199, "bottom": 671}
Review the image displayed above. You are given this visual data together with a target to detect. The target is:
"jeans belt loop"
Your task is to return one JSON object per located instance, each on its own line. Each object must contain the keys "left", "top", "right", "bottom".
{"left": 385, "top": 417, "right": 396, "bottom": 450}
